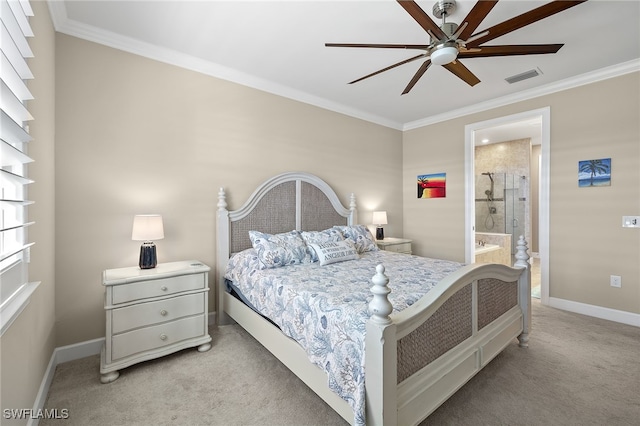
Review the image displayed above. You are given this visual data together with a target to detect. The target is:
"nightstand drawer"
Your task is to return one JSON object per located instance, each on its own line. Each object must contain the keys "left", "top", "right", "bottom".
{"left": 111, "top": 314, "right": 206, "bottom": 360}
{"left": 112, "top": 273, "right": 205, "bottom": 305}
{"left": 111, "top": 293, "right": 206, "bottom": 334}
{"left": 385, "top": 242, "right": 411, "bottom": 253}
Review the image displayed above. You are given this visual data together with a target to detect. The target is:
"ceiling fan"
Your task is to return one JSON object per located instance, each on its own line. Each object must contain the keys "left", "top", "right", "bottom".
{"left": 325, "top": 0, "right": 588, "bottom": 94}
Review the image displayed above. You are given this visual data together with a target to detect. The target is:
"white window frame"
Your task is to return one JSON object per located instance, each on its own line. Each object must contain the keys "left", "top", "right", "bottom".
{"left": 1, "top": 0, "right": 39, "bottom": 336}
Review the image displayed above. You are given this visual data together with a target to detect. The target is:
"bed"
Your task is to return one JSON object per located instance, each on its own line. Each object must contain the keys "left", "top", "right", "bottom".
{"left": 215, "top": 171, "right": 531, "bottom": 426}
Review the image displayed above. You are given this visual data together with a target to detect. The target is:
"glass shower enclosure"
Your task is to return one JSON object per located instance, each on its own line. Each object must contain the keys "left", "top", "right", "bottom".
{"left": 475, "top": 173, "right": 527, "bottom": 255}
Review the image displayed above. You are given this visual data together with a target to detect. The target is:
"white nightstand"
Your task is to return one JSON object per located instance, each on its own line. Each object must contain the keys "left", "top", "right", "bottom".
{"left": 100, "top": 260, "right": 212, "bottom": 383}
{"left": 376, "top": 237, "right": 412, "bottom": 254}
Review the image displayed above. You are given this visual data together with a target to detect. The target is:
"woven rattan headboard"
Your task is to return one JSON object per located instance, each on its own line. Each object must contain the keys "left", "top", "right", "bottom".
{"left": 216, "top": 172, "right": 357, "bottom": 293}
{"left": 228, "top": 180, "right": 352, "bottom": 253}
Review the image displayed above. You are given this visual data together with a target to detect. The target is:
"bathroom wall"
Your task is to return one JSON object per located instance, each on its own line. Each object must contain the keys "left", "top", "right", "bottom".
{"left": 474, "top": 138, "right": 531, "bottom": 251}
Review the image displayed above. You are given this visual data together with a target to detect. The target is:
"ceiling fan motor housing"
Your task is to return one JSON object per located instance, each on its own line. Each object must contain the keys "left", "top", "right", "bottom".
{"left": 430, "top": 22, "right": 459, "bottom": 44}
{"left": 432, "top": 0, "right": 457, "bottom": 19}
{"left": 442, "top": 22, "right": 458, "bottom": 38}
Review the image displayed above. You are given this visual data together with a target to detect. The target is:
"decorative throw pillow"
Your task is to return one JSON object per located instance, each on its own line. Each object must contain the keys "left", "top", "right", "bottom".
{"left": 308, "top": 240, "right": 359, "bottom": 266}
{"left": 300, "top": 229, "right": 345, "bottom": 262}
{"left": 333, "top": 225, "right": 379, "bottom": 254}
{"left": 249, "top": 230, "right": 310, "bottom": 269}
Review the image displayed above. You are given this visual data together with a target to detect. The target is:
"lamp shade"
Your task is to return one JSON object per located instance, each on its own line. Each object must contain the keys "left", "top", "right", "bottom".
{"left": 372, "top": 211, "right": 388, "bottom": 226}
{"left": 132, "top": 215, "right": 164, "bottom": 241}
{"left": 430, "top": 45, "right": 458, "bottom": 66}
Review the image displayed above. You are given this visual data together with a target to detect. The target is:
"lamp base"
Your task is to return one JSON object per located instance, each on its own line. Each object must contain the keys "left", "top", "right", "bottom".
{"left": 139, "top": 242, "right": 157, "bottom": 269}
{"left": 376, "top": 227, "right": 384, "bottom": 241}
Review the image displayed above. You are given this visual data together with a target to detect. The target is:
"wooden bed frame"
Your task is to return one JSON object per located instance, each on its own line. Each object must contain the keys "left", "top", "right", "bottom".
{"left": 215, "top": 172, "right": 531, "bottom": 425}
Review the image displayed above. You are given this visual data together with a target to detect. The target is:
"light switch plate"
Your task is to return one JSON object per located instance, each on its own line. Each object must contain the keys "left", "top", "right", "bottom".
{"left": 622, "top": 216, "right": 640, "bottom": 228}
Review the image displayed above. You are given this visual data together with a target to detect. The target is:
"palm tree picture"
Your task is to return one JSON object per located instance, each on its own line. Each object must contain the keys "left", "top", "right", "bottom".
{"left": 578, "top": 158, "right": 611, "bottom": 187}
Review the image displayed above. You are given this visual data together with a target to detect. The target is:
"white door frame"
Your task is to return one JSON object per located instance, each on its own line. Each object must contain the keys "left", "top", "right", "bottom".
{"left": 464, "top": 107, "right": 550, "bottom": 304}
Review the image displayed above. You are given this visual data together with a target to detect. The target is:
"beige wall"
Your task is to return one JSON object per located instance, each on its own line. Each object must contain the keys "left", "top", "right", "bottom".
{"left": 403, "top": 117, "right": 475, "bottom": 261}
{"left": 0, "top": 2, "right": 57, "bottom": 423}
{"left": 404, "top": 72, "right": 640, "bottom": 315}
{"left": 54, "top": 34, "right": 403, "bottom": 346}
{"left": 547, "top": 75, "right": 639, "bottom": 312}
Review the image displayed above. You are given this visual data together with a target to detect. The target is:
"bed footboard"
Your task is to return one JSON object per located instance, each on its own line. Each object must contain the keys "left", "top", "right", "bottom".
{"left": 365, "top": 237, "right": 531, "bottom": 426}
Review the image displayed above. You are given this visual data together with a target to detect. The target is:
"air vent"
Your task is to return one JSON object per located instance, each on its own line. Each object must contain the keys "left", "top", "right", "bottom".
{"left": 505, "top": 68, "right": 542, "bottom": 84}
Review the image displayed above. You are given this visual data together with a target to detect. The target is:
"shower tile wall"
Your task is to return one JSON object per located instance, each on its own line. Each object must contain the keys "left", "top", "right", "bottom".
{"left": 475, "top": 139, "right": 531, "bottom": 251}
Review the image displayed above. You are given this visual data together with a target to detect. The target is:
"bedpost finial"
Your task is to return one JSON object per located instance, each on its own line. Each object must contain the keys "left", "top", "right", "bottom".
{"left": 514, "top": 235, "right": 529, "bottom": 268}
{"left": 369, "top": 264, "right": 392, "bottom": 325}
{"left": 217, "top": 187, "right": 227, "bottom": 210}
{"left": 349, "top": 193, "right": 356, "bottom": 210}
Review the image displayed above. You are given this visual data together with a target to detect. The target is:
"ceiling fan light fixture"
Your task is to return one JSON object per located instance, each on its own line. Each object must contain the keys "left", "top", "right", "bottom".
{"left": 430, "top": 45, "right": 458, "bottom": 66}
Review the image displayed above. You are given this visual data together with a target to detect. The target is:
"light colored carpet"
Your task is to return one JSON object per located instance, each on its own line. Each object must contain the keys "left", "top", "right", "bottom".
{"left": 41, "top": 300, "right": 640, "bottom": 426}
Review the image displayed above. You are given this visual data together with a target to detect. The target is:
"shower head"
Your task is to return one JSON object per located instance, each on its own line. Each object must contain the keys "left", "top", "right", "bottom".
{"left": 481, "top": 172, "right": 494, "bottom": 182}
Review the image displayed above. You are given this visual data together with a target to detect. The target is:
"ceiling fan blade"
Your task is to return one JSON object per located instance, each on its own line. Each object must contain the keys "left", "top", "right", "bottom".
{"left": 402, "top": 60, "right": 432, "bottom": 94}
{"left": 397, "top": 0, "right": 447, "bottom": 40}
{"left": 467, "top": 1, "right": 588, "bottom": 47}
{"left": 325, "top": 43, "right": 430, "bottom": 50}
{"left": 458, "top": 44, "right": 564, "bottom": 58}
{"left": 443, "top": 60, "right": 481, "bottom": 86}
{"left": 457, "top": 0, "right": 499, "bottom": 41}
{"left": 349, "top": 53, "right": 427, "bottom": 85}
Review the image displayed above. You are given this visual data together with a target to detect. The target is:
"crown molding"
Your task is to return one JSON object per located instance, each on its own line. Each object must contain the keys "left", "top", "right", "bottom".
{"left": 47, "top": 1, "right": 638, "bottom": 132}
{"left": 402, "top": 59, "right": 640, "bottom": 131}
{"left": 47, "top": 1, "right": 403, "bottom": 130}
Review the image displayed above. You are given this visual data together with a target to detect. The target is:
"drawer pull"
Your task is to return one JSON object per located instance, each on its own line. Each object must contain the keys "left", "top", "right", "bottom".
{"left": 160, "top": 333, "right": 168, "bottom": 341}
{"left": 160, "top": 286, "right": 168, "bottom": 291}
{"left": 160, "top": 309, "right": 168, "bottom": 316}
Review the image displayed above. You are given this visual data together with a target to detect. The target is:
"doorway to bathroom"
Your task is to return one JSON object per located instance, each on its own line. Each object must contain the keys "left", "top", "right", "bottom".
{"left": 464, "top": 108, "right": 549, "bottom": 303}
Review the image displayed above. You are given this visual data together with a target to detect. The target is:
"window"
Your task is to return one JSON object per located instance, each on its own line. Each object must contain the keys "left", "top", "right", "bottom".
{"left": 1, "top": 0, "right": 37, "bottom": 336}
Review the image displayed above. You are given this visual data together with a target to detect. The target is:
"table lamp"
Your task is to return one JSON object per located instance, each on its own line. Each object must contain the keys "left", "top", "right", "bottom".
{"left": 372, "top": 211, "right": 388, "bottom": 241}
{"left": 132, "top": 214, "right": 164, "bottom": 269}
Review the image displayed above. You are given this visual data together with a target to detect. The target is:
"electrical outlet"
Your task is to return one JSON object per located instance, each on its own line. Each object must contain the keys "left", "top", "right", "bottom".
{"left": 610, "top": 275, "right": 621, "bottom": 288}
{"left": 622, "top": 216, "right": 640, "bottom": 228}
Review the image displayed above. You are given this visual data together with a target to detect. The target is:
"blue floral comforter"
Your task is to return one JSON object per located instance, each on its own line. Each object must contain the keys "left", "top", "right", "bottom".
{"left": 225, "top": 249, "right": 463, "bottom": 425}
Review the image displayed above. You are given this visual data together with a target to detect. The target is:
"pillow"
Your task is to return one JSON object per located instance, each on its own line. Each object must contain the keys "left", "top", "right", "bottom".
{"left": 308, "top": 240, "right": 359, "bottom": 266}
{"left": 249, "top": 230, "right": 311, "bottom": 269}
{"left": 224, "top": 248, "right": 262, "bottom": 282}
{"left": 300, "top": 229, "right": 345, "bottom": 262}
{"left": 333, "top": 225, "right": 379, "bottom": 254}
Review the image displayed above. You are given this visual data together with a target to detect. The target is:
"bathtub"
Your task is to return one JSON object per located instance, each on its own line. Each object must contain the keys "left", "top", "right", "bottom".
{"left": 475, "top": 243, "right": 500, "bottom": 255}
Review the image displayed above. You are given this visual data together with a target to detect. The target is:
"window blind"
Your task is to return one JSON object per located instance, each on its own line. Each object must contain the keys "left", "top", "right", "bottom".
{"left": 0, "top": 0, "right": 37, "bottom": 336}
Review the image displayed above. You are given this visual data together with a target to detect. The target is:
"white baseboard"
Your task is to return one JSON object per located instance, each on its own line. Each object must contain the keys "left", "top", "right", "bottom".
{"left": 55, "top": 337, "right": 105, "bottom": 364}
{"left": 28, "top": 346, "right": 58, "bottom": 426}
{"left": 549, "top": 297, "right": 640, "bottom": 327}
{"left": 30, "top": 311, "right": 219, "bottom": 425}
{"left": 28, "top": 338, "right": 104, "bottom": 426}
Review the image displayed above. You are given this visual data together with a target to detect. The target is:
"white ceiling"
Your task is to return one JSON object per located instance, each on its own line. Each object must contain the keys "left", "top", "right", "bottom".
{"left": 49, "top": 0, "right": 640, "bottom": 141}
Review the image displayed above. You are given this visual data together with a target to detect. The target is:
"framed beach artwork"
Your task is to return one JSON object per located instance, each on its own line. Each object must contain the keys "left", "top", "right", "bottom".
{"left": 417, "top": 173, "right": 446, "bottom": 198}
{"left": 578, "top": 158, "right": 611, "bottom": 187}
